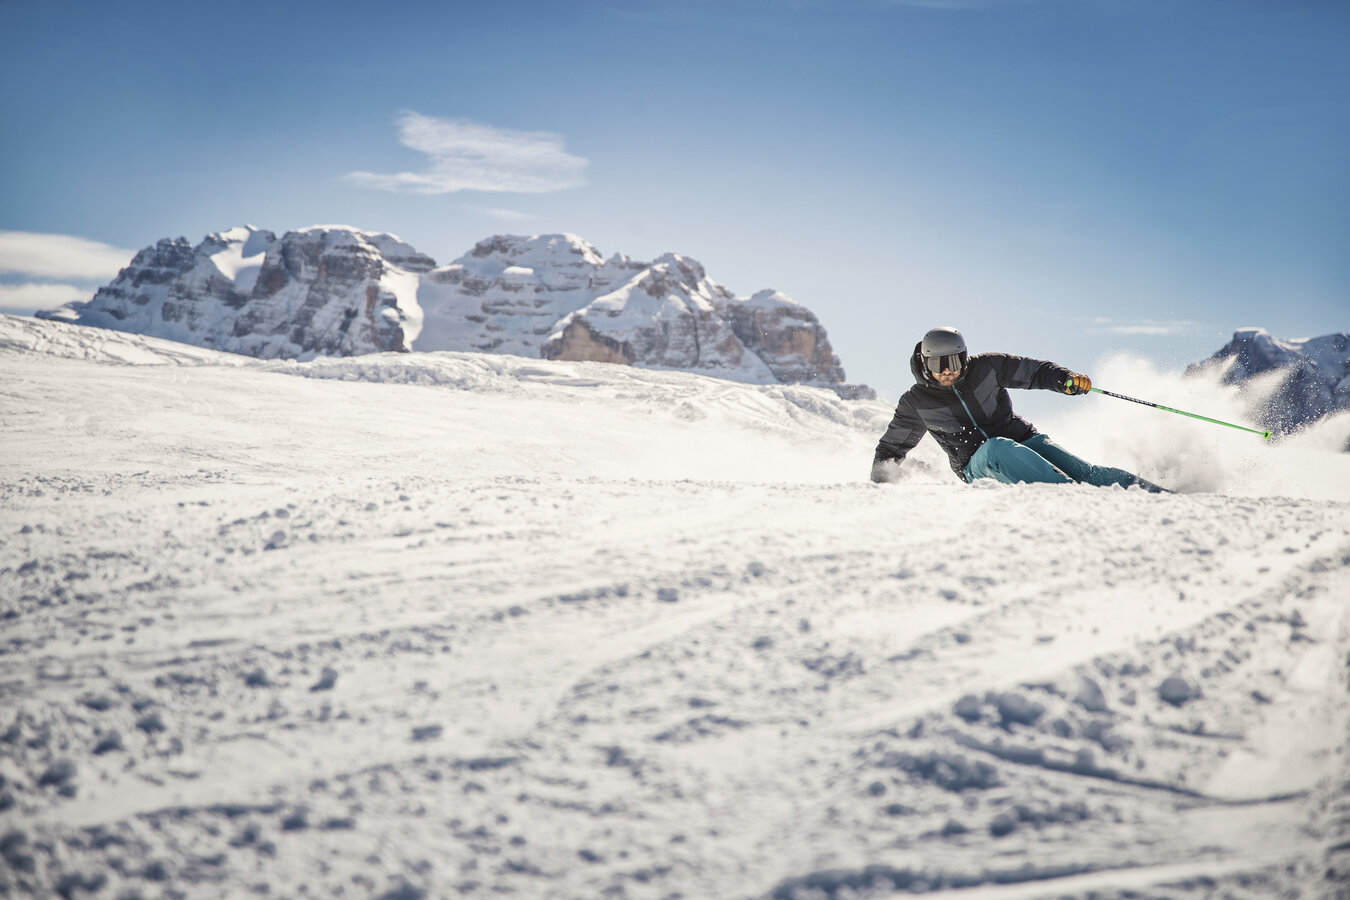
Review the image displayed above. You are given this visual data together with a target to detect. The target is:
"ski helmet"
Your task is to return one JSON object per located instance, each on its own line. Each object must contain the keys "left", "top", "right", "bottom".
{"left": 920, "top": 327, "right": 967, "bottom": 377}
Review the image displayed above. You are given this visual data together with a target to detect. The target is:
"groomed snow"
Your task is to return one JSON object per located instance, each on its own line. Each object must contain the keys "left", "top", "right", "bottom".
{"left": 1, "top": 314, "right": 1348, "bottom": 900}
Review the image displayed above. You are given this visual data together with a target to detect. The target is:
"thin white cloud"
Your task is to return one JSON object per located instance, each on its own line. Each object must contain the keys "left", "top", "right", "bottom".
{"left": 345, "top": 112, "right": 588, "bottom": 195}
{"left": 468, "top": 206, "right": 535, "bottom": 223}
{"left": 0, "top": 282, "right": 93, "bottom": 309}
{"left": 0, "top": 231, "right": 136, "bottom": 280}
{"left": 1086, "top": 317, "right": 1199, "bottom": 337}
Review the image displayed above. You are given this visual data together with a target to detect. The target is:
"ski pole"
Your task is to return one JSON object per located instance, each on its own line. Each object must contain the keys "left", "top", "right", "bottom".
{"left": 1089, "top": 387, "right": 1271, "bottom": 441}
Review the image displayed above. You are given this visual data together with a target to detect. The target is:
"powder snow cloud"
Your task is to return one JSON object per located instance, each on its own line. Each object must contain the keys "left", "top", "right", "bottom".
{"left": 344, "top": 112, "right": 589, "bottom": 195}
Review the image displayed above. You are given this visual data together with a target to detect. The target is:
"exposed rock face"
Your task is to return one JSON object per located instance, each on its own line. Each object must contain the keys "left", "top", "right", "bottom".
{"left": 40, "top": 227, "right": 871, "bottom": 396}
{"left": 1188, "top": 328, "right": 1350, "bottom": 438}
{"left": 389, "top": 231, "right": 867, "bottom": 393}
{"left": 538, "top": 253, "right": 777, "bottom": 381}
{"left": 544, "top": 318, "right": 635, "bottom": 366}
{"left": 39, "top": 226, "right": 430, "bottom": 359}
{"left": 723, "top": 290, "right": 847, "bottom": 385}
{"left": 414, "top": 233, "right": 645, "bottom": 359}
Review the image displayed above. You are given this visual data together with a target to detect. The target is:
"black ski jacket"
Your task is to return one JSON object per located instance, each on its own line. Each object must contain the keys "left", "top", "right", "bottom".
{"left": 873, "top": 343, "right": 1074, "bottom": 481}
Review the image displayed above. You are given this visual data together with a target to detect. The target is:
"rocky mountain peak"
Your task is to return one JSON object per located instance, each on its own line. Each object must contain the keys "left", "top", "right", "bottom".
{"left": 467, "top": 233, "right": 605, "bottom": 269}
{"left": 203, "top": 225, "right": 276, "bottom": 254}
{"left": 40, "top": 226, "right": 424, "bottom": 359}
{"left": 39, "top": 225, "right": 872, "bottom": 396}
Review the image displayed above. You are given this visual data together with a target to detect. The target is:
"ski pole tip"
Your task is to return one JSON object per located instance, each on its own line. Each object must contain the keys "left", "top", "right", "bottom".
{"left": 1262, "top": 430, "right": 1272, "bottom": 441}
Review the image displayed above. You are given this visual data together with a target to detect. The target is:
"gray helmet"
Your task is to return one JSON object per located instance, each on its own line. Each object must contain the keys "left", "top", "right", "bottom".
{"left": 920, "top": 327, "right": 967, "bottom": 376}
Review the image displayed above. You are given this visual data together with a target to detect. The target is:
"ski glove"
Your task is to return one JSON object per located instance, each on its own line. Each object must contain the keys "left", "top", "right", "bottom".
{"left": 1062, "top": 373, "right": 1092, "bottom": 395}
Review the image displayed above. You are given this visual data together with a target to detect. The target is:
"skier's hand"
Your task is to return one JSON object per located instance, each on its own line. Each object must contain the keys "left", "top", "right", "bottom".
{"left": 1062, "top": 373, "right": 1091, "bottom": 395}
{"left": 871, "top": 458, "right": 899, "bottom": 483}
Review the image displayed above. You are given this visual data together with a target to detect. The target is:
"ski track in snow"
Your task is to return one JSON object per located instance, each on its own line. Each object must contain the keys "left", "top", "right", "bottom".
{"left": 1, "top": 314, "right": 1349, "bottom": 900}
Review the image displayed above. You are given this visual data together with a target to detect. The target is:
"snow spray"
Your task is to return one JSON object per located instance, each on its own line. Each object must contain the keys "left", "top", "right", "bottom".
{"left": 1039, "top": 354, "right": 1350, "bottom": 498}
{"left": 1089, "top": 387, "right": 1272, "bottom": 440}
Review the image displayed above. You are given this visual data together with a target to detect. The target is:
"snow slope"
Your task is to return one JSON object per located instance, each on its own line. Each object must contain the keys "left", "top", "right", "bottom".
{"left": 1, "top": 314, "right": 1349, "bottom": 900}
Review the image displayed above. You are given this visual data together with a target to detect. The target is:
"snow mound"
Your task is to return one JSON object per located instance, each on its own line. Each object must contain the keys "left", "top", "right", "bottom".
{"left": 0, "top": 310, "right": 249, "bottom": 366}
{"left": 0, "top": 313, "right": 907, "bottom": 485}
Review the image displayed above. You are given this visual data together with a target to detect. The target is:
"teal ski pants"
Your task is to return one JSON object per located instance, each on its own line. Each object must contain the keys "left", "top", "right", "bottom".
{"left": 963, "top": 433, "right": 1168, "bottom": 493}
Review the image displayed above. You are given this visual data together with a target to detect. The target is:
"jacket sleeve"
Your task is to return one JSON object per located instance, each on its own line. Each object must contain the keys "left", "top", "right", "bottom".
{"left": 982, "top": 353, "right": 1072, "bottom": 392}
{"left": 872, "top": 394, "right": 926, "bottom": 482}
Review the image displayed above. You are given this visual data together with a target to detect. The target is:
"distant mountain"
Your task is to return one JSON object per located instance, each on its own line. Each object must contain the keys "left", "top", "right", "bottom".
{"left": 38, "top": 226, "right": 872, "bottom": 398}
{"left": 1188, "top": 328, "right": 1350, "bottom": 438}
{"left": 37, "top": 226, "right": 435, "bottom": 360}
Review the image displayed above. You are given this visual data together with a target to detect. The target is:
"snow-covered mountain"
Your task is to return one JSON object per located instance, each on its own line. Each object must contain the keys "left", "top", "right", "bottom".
{"left": 39, "top": 226, "right": 870, "bottom": 397}
{"left": 1189, "top": 328, "right": 1350, "bottom": 438}
{"left": 2, "top": 313, "right": 1349, "bottom": 900}
{"left": 37, "top": 226, "right": 434, "bottom": 360}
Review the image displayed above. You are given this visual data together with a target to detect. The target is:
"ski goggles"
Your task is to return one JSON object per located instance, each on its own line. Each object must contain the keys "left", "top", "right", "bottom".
{"left": 925, "top": 353, "right": 965, "bottom": 375}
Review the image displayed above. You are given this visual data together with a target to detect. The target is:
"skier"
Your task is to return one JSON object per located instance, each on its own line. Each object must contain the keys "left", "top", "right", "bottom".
{"left": 871, "top": 327, "right": 1168, "bottom": 492}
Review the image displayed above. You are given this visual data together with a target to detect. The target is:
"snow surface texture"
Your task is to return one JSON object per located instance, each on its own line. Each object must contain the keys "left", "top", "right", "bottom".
{"left": 37, "top": 227, "right": 868, "bottom": 397}
{"left": 2, "top": 313, "right": 1349, "bottom": 900}
{"left": 1189, "top": 329, "right": 1350, "bottom": 440}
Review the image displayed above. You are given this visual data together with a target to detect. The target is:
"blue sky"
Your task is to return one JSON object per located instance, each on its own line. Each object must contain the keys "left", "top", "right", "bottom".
{"left": 2, "top": 0, "right": 1346, "bottom": 401}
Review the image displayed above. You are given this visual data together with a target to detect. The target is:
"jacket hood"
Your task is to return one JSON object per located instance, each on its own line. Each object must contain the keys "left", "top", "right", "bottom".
{"left": 909, "top": 341, "right": 928, "bottom": 385}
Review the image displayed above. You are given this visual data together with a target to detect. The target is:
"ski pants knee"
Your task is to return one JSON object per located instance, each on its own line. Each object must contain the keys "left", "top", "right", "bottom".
{"left": 963, "top": 433, "right": 1167, "bottom": 492}
{"left": 963, "top": 436, "right": 1071, "bottom": 485}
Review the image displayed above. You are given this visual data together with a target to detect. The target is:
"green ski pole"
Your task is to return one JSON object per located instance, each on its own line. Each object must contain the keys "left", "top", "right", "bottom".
{"left": 1089, "top": 387, "right": 1271, "bottom": 440}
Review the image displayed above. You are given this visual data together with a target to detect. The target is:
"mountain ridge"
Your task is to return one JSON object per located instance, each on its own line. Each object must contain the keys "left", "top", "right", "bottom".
{"left": 39, "top": 225, "right": 873, "bottom": 398}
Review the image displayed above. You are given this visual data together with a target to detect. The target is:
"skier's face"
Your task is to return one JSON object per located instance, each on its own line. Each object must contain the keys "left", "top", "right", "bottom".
{"left": 931, "top": 367, "right": 961, "bottom": 386}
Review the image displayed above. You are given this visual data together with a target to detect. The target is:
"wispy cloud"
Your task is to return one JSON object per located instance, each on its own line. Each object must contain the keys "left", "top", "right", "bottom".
{"left": 467, "top": 206, "right": 535, "bottom": 223}
{"left": 345, "top": 112, "right": 588, "bottom": 195}
{"left": 0, "top": 231, "right": 135, "bottom": 280}
{"left": 1085, "top": 317, "right": 1199, "bottom": 337}
{"left": 0, "top": 282, "right": 93, "bottom": 309}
